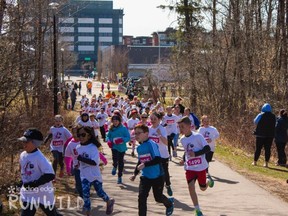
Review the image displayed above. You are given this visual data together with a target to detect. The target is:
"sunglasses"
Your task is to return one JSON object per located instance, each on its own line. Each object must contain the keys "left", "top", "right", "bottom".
{"left": 141, "top": 116, "right": 148, "bottom": 119}
{"left": 77, "top": 133, "right": 88, "bottom": 138}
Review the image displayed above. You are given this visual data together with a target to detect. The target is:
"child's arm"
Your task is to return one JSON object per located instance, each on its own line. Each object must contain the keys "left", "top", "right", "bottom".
{"left": 23, "top": 173, "right": 55, "bottom": 188}
{"left": 130, "top": 160, "right": 141, "bottom": 181}
{"left": 192, "top": 145, "right": 211, "bottom": 157}
{"left": 77, "top": 155, "right": 97, "bottom": 166}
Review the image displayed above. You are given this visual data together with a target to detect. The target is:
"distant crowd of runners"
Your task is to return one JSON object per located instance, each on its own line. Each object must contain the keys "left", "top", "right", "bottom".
{"left": 17, "top": 81, "right": 221, "bottom": 216}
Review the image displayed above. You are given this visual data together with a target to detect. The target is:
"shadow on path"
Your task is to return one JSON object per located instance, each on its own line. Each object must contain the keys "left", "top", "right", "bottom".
{"left": 212, "top": 175, "right": 239, "bottom": 184}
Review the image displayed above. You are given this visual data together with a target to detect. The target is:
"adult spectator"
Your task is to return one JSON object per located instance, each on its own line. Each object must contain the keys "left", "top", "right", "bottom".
{"left": 78, "top": 82, "right": 82, "bottom": 95}
{"left": 172, "top": 97, "right": 185, "bottom": 114}
{"left": 274, "top": 109, "right": 288, "bottom": 166}
{"left": 252, "top": 103, "right": 276, "bottom": 167}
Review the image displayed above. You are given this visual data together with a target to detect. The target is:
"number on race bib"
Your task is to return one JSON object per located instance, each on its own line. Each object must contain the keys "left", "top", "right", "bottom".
{"left": 53, "top": 141, "right": 63, "bottom": 146}
{"left": 187, "top": 157, "right": 202, "bottom": 166}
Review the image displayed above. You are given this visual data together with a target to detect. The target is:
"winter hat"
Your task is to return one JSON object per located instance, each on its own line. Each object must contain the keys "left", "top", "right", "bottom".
{"left": 111, "top": 115, "right": 121, "bottom": 122}
{"left": 18, "top": 128, "right": 43, "bottom": 147}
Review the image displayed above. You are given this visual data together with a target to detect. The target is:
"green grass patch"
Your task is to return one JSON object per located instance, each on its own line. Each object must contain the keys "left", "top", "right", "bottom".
{"left": 215, "top": 143, "right": 288, "bottom": 181}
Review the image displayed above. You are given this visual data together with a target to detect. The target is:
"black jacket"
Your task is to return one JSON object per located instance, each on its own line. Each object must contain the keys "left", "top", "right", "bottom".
{"left": 255, "top": 112, "right": 276, "bottom": 138}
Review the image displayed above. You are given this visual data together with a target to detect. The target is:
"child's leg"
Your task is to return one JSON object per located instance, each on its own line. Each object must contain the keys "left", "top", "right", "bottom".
{"left": 161, "top": 158, "right": 171, "bottom": 187}
{"left": 58, "top": 152, "right": 64, "bottom": 177}
{"left": 74, "top": 168, "right": 83, "bottom": 198}
{"left": 117, "top": 151, "right": 125, "bottom": 177}
{"left": 64, "top": 157, "right": 73, "bottom": 175}
{"left": 39, "top": 203, "right": 61, "bottom": 216}
{"left": 21, "top": 202, "right": 36, "bottom": 216}
{"left": 111, "top": 149, "right": 118, "bottom": 169}
{"left": 151, "top": 176, "right": 173, "bottom": 208}
{"left": 51, "top": 150, "right": 59, "bottom": 174}
{"left": 188, "top": 179, "right": 200, "bottom": 208}
{"left": 82, "top": 179, "right": 92, "bottom": 212}
{"left": 92, "top": 180, "right": 109, "bottom": 201}
{"left": 138, "top": 177, "right": 152, "bottom": 216}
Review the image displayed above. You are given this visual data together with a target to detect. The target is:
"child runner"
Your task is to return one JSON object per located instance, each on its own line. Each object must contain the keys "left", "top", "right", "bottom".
{"left": 76, "top": 126, "right": 114, "bottom": 216}
{"left": 106, "top": 115, "right": 130, "bottom": 184}
{"left": 44, "top": 115, "right": 72, "bottom": 179}
{"left": 198, "top": 115, "right": 220, "bottom": 176}
{"left": 96, "top": 107, "right": 108, "bottom": 142}
{"left": 178, "top": 117, "right": 214, "bottom": 216}
{"left": 127, "top": 109, "right": 140, "bottom": 157}
{"left": 130, "top": 124, "right": 174, "bottom": 216}
{"left": 18, "top": 128, "right": 62, "bottom": 216}
{"left": 64, "top": 124, "right": 83, "bottom": 198}
{"left": 162, "top": 106, "right": 179, "bottom": 159}
{"left": 148, "top": 112, "right": 173, "bottom": 196}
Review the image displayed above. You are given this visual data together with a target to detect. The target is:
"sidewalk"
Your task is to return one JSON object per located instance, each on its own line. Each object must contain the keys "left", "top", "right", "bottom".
{"left": 60, "top": 143, "right": 288, "bottom": 216}
{"left": 62, "top": 77, "right": 288, "bottom": 215}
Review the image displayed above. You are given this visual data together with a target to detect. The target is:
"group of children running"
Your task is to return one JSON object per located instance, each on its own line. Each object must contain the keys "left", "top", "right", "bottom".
{"left": 17, "top": 91, "right": 219, "bottom": 216}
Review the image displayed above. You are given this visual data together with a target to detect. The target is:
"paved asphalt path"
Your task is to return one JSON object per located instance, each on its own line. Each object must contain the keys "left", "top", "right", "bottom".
{"left": 59, "top": 76, "right": 288, "bottom": 216}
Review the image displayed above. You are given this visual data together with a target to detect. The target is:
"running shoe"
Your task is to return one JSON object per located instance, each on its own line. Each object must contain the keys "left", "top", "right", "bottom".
{"left": 111, "top": 167, "right": 117, "bottom": 176}
{"left": 166, "top": 197, "right": 174, "bottom": 216}
{"left": 106, "top": 198, "right": 115, "bottom": 215}
{"left": 166, "top": 185, "right": 173, "bottom": 196}
{"left": 117, "top": 177, "right": 122, "bottom": 184}
{"left": 207, "top": 175, "right": 214, "bottom": 188}
{"left": 195, "top": 209, "right": 203, "bottom": 216}
{"left": 172, "top": 151, "right": 177, "bottom": 157}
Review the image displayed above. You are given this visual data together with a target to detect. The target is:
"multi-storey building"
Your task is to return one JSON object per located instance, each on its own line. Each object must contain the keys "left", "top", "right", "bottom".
{"left": 59, "top": 0, "right": 123, "bottom": 71}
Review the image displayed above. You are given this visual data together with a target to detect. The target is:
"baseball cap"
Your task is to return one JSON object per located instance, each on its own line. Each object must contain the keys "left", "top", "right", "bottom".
{"left": 18, "top": 128, "right": 44, "bottom": 147}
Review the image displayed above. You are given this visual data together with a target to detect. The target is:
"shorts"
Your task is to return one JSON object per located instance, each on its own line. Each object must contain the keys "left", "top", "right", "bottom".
{"left": 185, "top": 169, "right": 207, "bottom": 188}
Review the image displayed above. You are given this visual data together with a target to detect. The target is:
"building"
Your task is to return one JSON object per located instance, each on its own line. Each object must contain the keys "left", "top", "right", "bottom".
{"left": 59, "top": 0, "right": 123, "bottom": 72}
{"left": 123, "top": 36, "right": 153, "bottom": 46}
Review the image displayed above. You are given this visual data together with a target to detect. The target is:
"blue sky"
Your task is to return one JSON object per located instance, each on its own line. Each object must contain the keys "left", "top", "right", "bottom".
{"left": 113, "top": 0, "right": 178, "bottom": 37}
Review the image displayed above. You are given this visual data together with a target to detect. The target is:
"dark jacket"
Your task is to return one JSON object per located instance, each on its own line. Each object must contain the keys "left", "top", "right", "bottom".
{"left": 70, "top": 89, "right": 77, "bottom": 100}
{"left": 254, "top": 103, "right": 276, "bottom": 138}
{"left": 275, "top": 116, "right": 288, "bottom": 143}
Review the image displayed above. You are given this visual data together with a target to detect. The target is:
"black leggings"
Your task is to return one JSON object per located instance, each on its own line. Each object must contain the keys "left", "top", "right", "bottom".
{"left": 161, "top": 158, "right": 171, "bottom": 186}
{"left": 138, "top": 176, "right": 172, "bottom": 216}
{"left": 52, "top": 150, "right": 64, "bottom": 173}
{"left": 275, "top": 141, "right": 287, "bottom": 165}
{"left": 100, "top": 126, "right": 106, "bottom": 140}
{"left": 254, "top": 137, "right": 273, "bottom": 162}
{"left": 21, "top": 202, "right": 62, "bottom": 216}
{"left": 167, "top": 135, "right": 175, "bottom": 156}
{"left": 112, "top": 149, "right": 125, "bottom": 177}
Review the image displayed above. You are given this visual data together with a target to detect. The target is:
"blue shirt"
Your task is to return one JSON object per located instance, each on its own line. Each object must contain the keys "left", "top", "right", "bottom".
{"left": 137, "top": 139, "right": 162, "bottom": 179}
{"left": 107, "top": 124, "right": 130, "bottom": 152}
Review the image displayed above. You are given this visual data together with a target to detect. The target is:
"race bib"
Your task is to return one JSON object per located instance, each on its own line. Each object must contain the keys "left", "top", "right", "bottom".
{"left": 139, "top": 154, "right": 152, "bottom": 163}
{"left": 52, "top": 140, "right": 63, "bottom": 146}
{"left": 149, "top": 136, "right": 160, "bottom": 143}
{"left": 186, "top": 157, "right": 202, "bottom": 166}
{"left": 167, "top": 119, "right": 175, "bottom": 124}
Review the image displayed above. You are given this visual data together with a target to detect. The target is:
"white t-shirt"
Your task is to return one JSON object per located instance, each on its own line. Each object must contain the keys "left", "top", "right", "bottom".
{"left": 49, "top": 126, "right": 72, "bottom": 153}
{"left": 64, "top": 139, "right": 80, "bottom": 167}
{"left": 198, "top": 126, "right": 220, "bottom": 152}
{"left": 90, "top": 120, "right": 99, "bottom": 136}
{"left": 180, "top": 132, "right": 209, "bottom": 171}
{"left": 20, "top": 150, "right": 55, "bottom": 205}
{"left": 162, "top": 114, "right": 179, "bottom": 135}
{"left": 149, "top": 125, "right": 169, "bottom": 159}
{"left": 96, "top": 112, "right": 108, "bottom": 127}
{"left": 77, "top": 119, "right": 93, "bottom": 128}
{"left": 127, "top": 118, "right": 140, "bottom": 130}
{"left": 76, "top": 143, "right": 102, "bottom": 182}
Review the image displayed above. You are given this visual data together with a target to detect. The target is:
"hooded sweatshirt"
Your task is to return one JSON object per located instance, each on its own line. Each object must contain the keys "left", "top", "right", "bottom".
{"left": 254, "top": 103, "right": 276, "bottom": 138}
